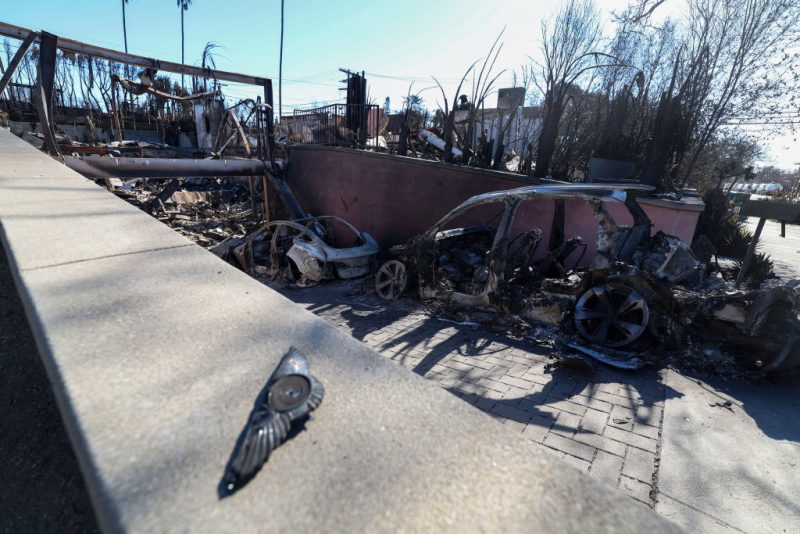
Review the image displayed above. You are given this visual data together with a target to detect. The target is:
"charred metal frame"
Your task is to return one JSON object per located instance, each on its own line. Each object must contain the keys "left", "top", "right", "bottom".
{"left": 63, "top": 156, "right": 270, "bottom": 179}
{"left": 0, "top": 31, "right": 36, "bottom": 101}
{"left": 230, "top": 216, "right": 379, "bottom": 283}
{"left": 400, "top": 184, "right": 654, "bottom": 307}
{"left": 0, "top": 21, "right": 277, "bottom": 164}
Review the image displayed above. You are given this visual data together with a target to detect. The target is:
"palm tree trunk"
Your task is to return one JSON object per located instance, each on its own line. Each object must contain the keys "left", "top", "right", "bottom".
{"left": 122, "top": 0, "right": 128, "bottom": 53}
{"left": 180, "top": 7, "right": 185, "bottom": 88}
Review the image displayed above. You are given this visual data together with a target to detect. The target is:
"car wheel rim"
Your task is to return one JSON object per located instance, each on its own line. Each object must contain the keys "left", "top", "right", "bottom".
{"left": 375, "top": 260, "right": 407, "bottom": 301}
{"left": 574, "top": 283, "right": 649, "bottom": 348}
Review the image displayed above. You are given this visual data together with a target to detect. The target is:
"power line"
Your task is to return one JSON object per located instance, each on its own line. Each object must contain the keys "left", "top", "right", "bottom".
{"left": 725, "top": 120, "right": 800, "bottom": 125}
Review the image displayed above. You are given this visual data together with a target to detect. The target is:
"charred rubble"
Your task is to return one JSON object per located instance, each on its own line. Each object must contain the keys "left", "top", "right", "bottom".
{"left": 375, "top": 184, "right": 800, "bottom": 377}
{"left": 109, "top": 177, "right": 379, "bottom": 287}
{"left": 110, "top": 176, "right": 800, "bottom": 379}
{"left": 111, "top": 177, "right": 263, "bottom": 249}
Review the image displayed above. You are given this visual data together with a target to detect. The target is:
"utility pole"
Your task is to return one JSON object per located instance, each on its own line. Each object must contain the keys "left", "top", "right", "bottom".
{"left": 278, "top": 0, "right": 284, "bottom": 122}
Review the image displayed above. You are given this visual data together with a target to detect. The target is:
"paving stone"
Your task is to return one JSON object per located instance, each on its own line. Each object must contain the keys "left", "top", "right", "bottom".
{"left": 633, "top": 422, "right": 661, "bottom": 441}
{"left": 483, "top": 355, "right": 515, "bottom": 369}
{"left": 461, "top": 357, "right": 493, "bottom": 371}
{"left": 577, "top": 382, "right": 619, "bottom": 397}
{"left": 618, "top": 384, "right": 664, "bottom": 405}
{"left": 502, "top": 385, "right": 530, "bottom": 403}
{"left": 636, "top": 404, "right": 664, "bottom": 426}
{"left": 520, "top": 403, "right": 561, "bottom": 421}
{"left": 570, "top": 394, "right": 614, "bottom": 413}
{"left": 505, "top": 363, "right": 530, "bottom": 378}
{"left": 523, "top": 415, "right": 554, "bottom": 444}
{"left": 521, "top": 369, "right": 553, "bottom": 386}
{"left": 455, "top": 382, "right": 488, "bottom": 398}
{"left": 551, "top": 411, "right": 582, "bottom": 438}
{"left": 623, "top": 447, "right": 657, "bottom": 484}
{"left": 474, "top": 396, "right": 497, "bottom": 412}
{"left": 482, "top": 388, "right": 508, "bottom": 400}
{"left": 579, "top": 408, "right": 609, "bottom": 434}
{"left": 499, "top": 374, "right": 537, "bottom": 390}
{"left": 543, "top": 434, "right": 597, "bottom": 462}
{"left": 500, "top": 416, "right": 528, "bottom": 435}
{"left": 544, "top": 397, "right": 587, "bottom": 417}
{"left": 619, "top": 475, "right": 653, "bottom": 505}
{"left": 548, "top": 380, "right": 579, "bottom": 398}
{"left": 593, "top": 390, "right": 641, "bottom": 408}
{"left": 561, "top": 453, "right": 591, "bottom": 473}
{"left": 604, "top": 426, "right": 659, "bottom": 453}
{"left": 573, "top": 430, "right": 627, "bottom": 457}
{"left": 590, "top": 450, "right": 624, "bottom": 485}
{"left": 491, "top": 402, "right": 533, "bottom": 424}
{"left": 611, "top": 404, "right": 637, "bottom": 419}
{"left": 443, "top": 359, "right": 474, "bottom": 374}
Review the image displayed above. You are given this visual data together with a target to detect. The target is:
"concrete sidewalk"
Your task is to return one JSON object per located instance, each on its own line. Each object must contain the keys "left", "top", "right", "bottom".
{"left": 658, "top": 370, "right": 800, "bottom": 533}
{"left": 744, "top": 217, "right": 800, "bottom": 280}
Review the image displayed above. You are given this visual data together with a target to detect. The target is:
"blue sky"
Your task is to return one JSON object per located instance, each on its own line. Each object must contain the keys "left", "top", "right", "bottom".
{"left": 0, "top": 0, "right": 629, "bottom": 109}
{"left": 3, "top": 0, "right": 797, "bottom": 168}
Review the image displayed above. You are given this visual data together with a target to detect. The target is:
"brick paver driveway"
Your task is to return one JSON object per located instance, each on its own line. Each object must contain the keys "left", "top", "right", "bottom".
{"left": 269, "top": 279, "right": 669, "bottom": 508}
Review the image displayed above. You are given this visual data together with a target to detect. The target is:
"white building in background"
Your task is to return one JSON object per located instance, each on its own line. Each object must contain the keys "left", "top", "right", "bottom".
{"left": 731, "top": 182, "right": 784, "bottom": 193}
{"left": 453, "top": 87, "right": 542, "bottom": 158}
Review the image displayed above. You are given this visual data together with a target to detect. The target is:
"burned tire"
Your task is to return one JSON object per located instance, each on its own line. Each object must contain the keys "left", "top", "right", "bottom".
{"left": 574, "top": 283, "right": 649, "bottom": 348}
{"left": 375, "top": 260, "right": 408, "bottom": 301}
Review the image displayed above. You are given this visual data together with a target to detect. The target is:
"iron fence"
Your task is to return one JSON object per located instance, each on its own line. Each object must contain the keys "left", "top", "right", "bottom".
{"left": 289, "top": 103, "right": 380, "bottom": 150}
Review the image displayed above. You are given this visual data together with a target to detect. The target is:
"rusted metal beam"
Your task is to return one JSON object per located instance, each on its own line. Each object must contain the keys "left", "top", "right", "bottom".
{"left": 0, "top": 21, "right": 272, "bottom": 87}
{"left": 35, "top": 31, "right": 60, "bottom": 156}
{"left": 264, "top": 81, "right": 277, "bottom": 168}
{"left": 0, "top": 31, "right": 36, "bottom": 97}
{"left": 64, "top": 156, "right": 270, "bottom": 178}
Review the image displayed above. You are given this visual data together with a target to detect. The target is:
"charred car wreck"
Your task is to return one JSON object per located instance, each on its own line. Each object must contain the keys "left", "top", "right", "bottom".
{"left": 224, "top": 215, "right": 379, "bottom": 285}
{"left": 375, "top": 184, "right": 800, "bottom": 374}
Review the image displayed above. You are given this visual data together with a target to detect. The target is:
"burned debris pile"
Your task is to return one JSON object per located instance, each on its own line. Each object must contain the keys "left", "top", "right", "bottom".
{"left": 374, "top": 184, "right": 800, "bottom": 378}
{"left": 111, "top": 178, "right": 262, "bottom": 249}
{"left": 108, "top": 177, "right": 380, "bottom": 288}
{"left": 217, "top": 216, "right": 379, "bottom": 287}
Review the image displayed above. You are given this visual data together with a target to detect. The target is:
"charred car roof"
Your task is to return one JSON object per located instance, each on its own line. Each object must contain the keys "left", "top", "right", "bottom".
{"left": 454, "top": 183, "right": 655, "bottom": 207}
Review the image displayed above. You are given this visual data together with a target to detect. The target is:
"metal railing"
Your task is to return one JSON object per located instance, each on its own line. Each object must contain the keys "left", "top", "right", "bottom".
{"left": 289, "top": 103, "right": 380, "bottom": 150}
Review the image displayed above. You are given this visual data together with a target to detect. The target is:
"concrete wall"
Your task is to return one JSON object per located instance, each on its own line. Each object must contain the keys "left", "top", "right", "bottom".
{"left": 286, "top": 146, "right": 704, "bottom": 264}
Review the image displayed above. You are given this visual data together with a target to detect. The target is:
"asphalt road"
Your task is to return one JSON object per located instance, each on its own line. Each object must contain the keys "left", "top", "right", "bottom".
{"left": 0, "top": 248, "right": 99, "bottom": 533}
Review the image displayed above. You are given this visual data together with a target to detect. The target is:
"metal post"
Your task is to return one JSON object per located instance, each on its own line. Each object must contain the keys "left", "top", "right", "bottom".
{"left": 781, "top": 221, "right": 786, "bottom": 238}
{"left": 263, "top": 80, "right": 276, "bottom": 169}
{"left": 262, "top": 176, "right": 271, "bottom": 224}
{"left": 35, "top": 31, "right": 60, "bottom": 156}
{"left": 0, "top": 31, "right": 36, "bottom": 98}
{"left": 735, "top": 216, "right": 766, "bottom": 289}
{"left": 110, "top": 74, "right": 123, "bottom": 142}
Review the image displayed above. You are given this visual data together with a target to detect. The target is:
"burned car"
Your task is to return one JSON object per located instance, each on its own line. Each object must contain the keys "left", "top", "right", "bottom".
{"left": 375, "top": 184, "right": 800, "bottom": 373}
{"left": 225, "top": 215, "right": 379, "bottom": 285}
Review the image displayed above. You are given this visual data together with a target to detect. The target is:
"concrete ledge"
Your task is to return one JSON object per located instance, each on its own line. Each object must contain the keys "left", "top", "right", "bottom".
{"left": 0, "top": 128, "right": 676, "bottom": 532}
{"left": 288, "top": 144, "right": 548, "bottom": 185}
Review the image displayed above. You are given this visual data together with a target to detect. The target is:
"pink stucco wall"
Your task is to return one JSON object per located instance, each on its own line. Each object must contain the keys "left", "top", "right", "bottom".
{"left": 286, "top": 146, "right": 703, "bottom": 263}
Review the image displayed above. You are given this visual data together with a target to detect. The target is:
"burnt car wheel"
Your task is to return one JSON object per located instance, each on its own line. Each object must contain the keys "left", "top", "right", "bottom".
{"left": 375, "top": 260, "right": 408, "bottom": 301}
{"left": 574, "top": 283, "right": 649, "bottom": 348}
